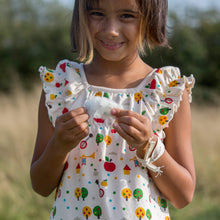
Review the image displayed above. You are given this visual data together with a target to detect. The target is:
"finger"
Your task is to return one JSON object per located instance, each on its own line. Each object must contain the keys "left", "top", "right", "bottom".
{"left": 113, "top": 121, "right": 137, "bottom": 144}
{"left": 112, "top": 109, "right": 145, "bottom": 122}
{"left": 60, "top": 107, "right": 87, "bottom": 122}
{"left": 63, "top": 113, "right": 89, "bottom": 130}
{"left": 117, "top": 115, "right": 144, "bottom": 131}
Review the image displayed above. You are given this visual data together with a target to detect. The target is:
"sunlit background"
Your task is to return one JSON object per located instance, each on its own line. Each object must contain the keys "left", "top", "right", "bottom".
{"left": 0, "top": 0, "right": 219, "bottom": 220}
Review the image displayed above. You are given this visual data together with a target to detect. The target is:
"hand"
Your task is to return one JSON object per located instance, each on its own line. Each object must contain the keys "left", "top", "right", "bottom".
{"left": 111, "top": 109, "right": 155, "bottom": 155}
{"left": 52, "top": 107, "right": 89, "bottom": 153}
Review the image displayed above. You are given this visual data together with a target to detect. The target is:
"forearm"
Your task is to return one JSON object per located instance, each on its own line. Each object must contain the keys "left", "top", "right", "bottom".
{"left": 30, "top": 138, "right": 69, "bottom": 197}
{"left": 149, "top": 150, "right": 195, "bottom": 209}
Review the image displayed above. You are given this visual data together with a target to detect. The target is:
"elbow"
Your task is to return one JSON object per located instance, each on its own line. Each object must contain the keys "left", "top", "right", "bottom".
{"left": 30, "top": 169, "right": 54, "bottom": 197}
{"left": 31, "top": 183, "right": 52, "bottom": 198}
{"left": 172, "top": 183, "right": 196, "bottom": 209}
{"left": 172, "top": 191, "right": 194, "bottom": 209}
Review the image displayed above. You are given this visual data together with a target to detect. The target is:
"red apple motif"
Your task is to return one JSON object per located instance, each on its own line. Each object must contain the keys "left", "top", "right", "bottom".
{"left": 104, "top": 157, "right": 116, "bottom": 172}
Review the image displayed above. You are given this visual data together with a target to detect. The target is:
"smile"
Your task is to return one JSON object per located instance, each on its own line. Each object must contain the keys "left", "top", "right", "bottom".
{"left": 99, "top": 40, "right": 124, "bottom": 51}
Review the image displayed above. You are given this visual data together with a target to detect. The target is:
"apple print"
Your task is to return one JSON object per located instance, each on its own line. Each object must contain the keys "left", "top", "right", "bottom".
{"left": 104, "top": 157, "right": 116, "bottom": 172}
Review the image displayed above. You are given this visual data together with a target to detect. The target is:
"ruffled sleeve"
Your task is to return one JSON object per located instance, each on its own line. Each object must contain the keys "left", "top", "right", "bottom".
{"left": 39, "top": 60, "right": 84, "bottom": 127}
{"left": 141, "top": 67, "right": 195, "bottom": 131}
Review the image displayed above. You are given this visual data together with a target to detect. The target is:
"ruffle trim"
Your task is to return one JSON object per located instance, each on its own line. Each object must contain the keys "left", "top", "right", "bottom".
{"left": 39, "top": 60, "right": 195, "bottom": 130}
{"left": 39, "top": 60, "right": 84, "bottom": 126}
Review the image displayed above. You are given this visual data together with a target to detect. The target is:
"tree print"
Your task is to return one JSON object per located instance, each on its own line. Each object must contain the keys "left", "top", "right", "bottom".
{"left": 146, "top": 209, "right": 152, "bottom": 220}
{"left": 93, "top": 206, "right": 102, "bottom": 219}
{"left": 160, "top": 198, "right": 168, "bottom": 211}
{"left": 133, "top": 188, "right": 143, "bottom": 202}
{"left": 135, "top": 207, "right": 145, "bottom": 220}
{"left": 82, "top": 206, "right": 92, "bottom": 219}
{"left": 74, "top": 187, "right": 81, "bottom": 200}
{"left": 81, "top": 187, "right": 88, "bottom": 201}
{"left": 121, "top": 188, "right": 132, "bottom": 201}
{"left": 96, "top": 133, "right": 104, "bottom": 145}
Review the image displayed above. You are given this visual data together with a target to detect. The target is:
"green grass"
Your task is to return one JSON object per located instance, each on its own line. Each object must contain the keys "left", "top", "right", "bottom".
{"left": 0, "top": 87, "right": 220, "bottom": 220}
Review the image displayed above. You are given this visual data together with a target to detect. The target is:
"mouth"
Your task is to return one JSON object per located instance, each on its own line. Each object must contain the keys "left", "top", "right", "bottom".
{"left": 99, "top": 40, "right": 124, "bottom": 51}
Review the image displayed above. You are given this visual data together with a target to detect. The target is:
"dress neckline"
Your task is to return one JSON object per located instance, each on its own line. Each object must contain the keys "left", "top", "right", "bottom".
{"left": 77, "top": 63, "right": 157, "bottom": 93}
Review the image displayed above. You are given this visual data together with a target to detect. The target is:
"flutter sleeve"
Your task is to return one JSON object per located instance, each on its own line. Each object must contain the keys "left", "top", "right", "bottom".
{"left": 39, "top": 60, "right": 84, "bottom": 127}
{"left": 141, "top": 67, "right": 195, "bottom": 131}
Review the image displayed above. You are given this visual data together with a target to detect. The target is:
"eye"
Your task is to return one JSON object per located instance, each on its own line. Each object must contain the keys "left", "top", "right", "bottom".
{"left": 89, "top": 11, "right": 104, "bottom": 17}
{"left": 121, "top": 14, "right": 135, "bottom": 19}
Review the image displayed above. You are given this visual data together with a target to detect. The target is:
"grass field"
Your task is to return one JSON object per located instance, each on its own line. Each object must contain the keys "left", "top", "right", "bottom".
{"left": 0, "top": 86, "right": 220, "bottom": 220}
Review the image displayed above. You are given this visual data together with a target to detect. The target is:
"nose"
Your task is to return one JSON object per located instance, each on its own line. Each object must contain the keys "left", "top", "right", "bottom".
{"left": 102, "top": 18, "right": 120, "bottom": 37}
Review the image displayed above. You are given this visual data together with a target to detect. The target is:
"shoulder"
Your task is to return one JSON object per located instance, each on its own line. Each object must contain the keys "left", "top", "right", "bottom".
{"left": 143, "top": 66, "right": 195, "bottom": 131}
{"left": 38, "top": 59, "right": 85, "bottom": 126}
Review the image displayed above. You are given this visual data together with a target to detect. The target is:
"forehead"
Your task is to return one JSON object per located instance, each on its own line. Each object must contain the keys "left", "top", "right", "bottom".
{"left": 86, "top": 0, "right": 139, "bottom": 10}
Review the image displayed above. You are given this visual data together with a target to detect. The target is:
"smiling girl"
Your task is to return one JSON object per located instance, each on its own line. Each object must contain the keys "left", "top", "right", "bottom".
{"left": 30, "top": 1, "right": 196, "bottom": 219}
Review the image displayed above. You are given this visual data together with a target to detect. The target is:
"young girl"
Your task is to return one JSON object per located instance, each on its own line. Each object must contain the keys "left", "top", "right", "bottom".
{"left": 30, "top": 0, "right": 196, "bottom": 219}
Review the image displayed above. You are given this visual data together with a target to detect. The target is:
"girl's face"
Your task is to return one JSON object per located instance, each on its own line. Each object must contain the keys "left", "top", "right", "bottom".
{"left": 87, "top": 0, "right": 141, "bottom": 62}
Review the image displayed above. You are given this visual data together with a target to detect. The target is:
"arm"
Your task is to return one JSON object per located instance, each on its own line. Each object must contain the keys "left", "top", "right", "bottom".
{"left": 30, "top": 90, "right": 89, "bottom": 197}
{"left": 150, "top": 89, "right": 196, "bottom": 208}
{"left": 112, "top": 89, "right": 196, "bottom": 209}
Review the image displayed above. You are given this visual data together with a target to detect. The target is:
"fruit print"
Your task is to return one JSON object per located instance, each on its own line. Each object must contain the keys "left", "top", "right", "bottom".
{"left": 160, "top": 107, "right": 171, "bottom": 115}
{"left": 146, "top": 209, "right": 152, "bottom": 220}
{"left": 44, "top": 72, "right": 54, "bottom": 83}
{"left": 55, "top": 82, "right": 63, "bottom": 88}
{"left": 104, "top": 157, "right": 116, "bottom": 172}
{"left": 82, "top": 206, "right": 92, "bottom": 219}
{"left": 135, "top": 207, "right": 145, "bottom": 220}
{"left": 134, "top": 92, "right": 143, "bottom": 104}
{"left": 75, "top": 187, "right": 81, "bottom": 200}
{"left": 133, "top": 188, "right": 143, "bottom": 202}
{"left": 50, "top": 94, "right": 57, "bottom": 100}
{"left": 96, "top": 133, "right": 104, "bottom": 145}
{"left": 159, "top": 116, "right": 168, "bottom": 126}
{"left": 165, "top": 216, "right": 170, "bottom": 220}
{"left": 121, "top": 188, "right": 132, "bottom": 201}
{"left": 81, "top": 187, "right": 88, "bottom": 201}
{"left": 93, "top": 206, "right": 102, "bottom": 219}
{"left": 104, "top": 135, "right": 112, "bottom": 145}
{"left": 101, "top": 179, "right": 108, "bottom": 187}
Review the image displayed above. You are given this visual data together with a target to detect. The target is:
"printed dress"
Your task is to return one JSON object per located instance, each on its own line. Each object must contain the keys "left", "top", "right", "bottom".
{"left": 39, "top": 60, "right": 195, "bottom": 220}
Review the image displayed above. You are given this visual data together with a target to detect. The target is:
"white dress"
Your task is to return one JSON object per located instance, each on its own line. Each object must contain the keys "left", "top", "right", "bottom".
{"left": 39, "top": 60, "right": 195, "bottom": 220}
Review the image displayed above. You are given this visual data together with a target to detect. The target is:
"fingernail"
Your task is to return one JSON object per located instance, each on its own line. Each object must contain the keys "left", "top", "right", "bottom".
{"left": 111, "top": 109, "right": 117, "bottom": 115}
{"left": 113, "top": 121, "right": 118, "bottom": 128}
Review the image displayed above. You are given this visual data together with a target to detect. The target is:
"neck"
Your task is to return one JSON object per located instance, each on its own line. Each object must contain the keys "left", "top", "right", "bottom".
{"left": 83, "top": 52, "right": 153, "bottom": 89}
{"left": 88, "top": 51, "right": 144, "bottom": 76}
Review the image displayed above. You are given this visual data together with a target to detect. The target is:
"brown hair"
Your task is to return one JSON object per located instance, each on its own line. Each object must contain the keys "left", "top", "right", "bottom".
{"left": 71, "top": 0, "right": 169, "bottom": 63}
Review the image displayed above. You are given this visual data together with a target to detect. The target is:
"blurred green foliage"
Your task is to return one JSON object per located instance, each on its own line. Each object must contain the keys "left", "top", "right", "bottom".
{"left": 0, "top": 0, "right": 220, "bottom": 99}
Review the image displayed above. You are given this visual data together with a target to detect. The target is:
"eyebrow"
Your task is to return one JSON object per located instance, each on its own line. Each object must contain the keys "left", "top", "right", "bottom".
{"left": 87, "top": 7, "right": 139, "bottom": 14}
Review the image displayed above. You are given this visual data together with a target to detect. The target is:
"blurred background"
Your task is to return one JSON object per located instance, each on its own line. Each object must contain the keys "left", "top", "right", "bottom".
{"left": 0, "top": 0, "right": 219, "bottom": 219}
